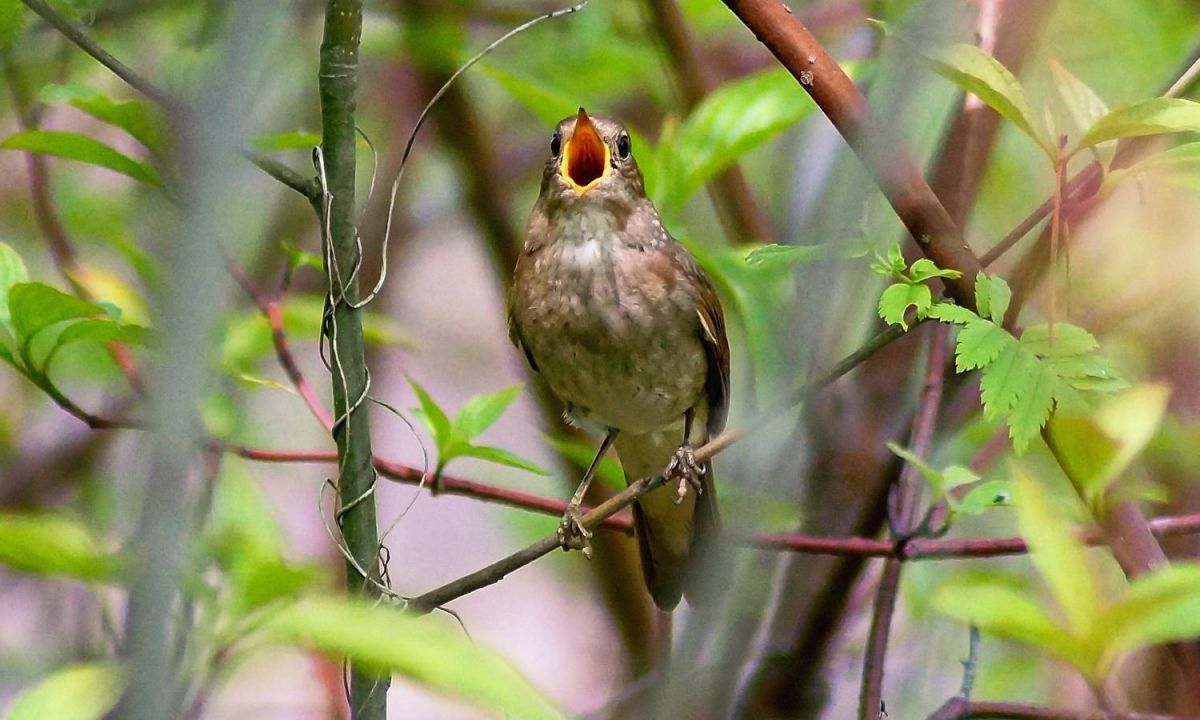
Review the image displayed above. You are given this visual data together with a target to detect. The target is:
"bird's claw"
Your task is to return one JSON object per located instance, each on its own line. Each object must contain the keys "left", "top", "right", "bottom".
{"left": 666, "top": 444, "right": 706, "bottom": 505}
{"left": 557, "top": 505, "right": 593, "bottom": 558}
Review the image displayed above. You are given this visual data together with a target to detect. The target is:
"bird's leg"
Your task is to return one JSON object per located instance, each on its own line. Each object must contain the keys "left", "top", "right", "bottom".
{"left": 667, "top": 408, "right": 706, "bottom": 505}
{"left": 559, "top": 429, "right": 618, "bottom": 558}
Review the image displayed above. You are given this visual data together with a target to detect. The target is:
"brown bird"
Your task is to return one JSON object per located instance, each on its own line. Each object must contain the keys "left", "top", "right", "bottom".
{"left": 508, "top": 108, "right": 730, "bottom": 610}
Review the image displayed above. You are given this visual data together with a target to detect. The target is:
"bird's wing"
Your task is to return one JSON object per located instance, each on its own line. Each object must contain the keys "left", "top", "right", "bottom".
{"left": 671, "top": 245, "right": 730, "bottom": 436}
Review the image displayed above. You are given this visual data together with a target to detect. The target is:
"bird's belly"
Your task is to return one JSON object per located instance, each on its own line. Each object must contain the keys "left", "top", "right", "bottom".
{"left": 524, "top": 299, "right": 707, "bottom": 434}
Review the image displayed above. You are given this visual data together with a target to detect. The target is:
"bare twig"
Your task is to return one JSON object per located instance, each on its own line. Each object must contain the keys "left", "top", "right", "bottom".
{"left": 926, "top": 699, "right": 1180, "bottom": 720}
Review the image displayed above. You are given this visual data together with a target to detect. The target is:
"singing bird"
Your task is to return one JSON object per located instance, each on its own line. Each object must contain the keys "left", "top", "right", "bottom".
{"left": 508, "top": 108, "right": 730, "bottom": 610}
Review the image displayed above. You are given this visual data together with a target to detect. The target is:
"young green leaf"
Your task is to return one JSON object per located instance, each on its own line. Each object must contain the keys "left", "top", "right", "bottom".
{"left": 1076, "top": 98, "right": 1200, "bottom": 152}
{"left": 953, "top": 479, "right": 1011, "bottom": 515}
{"left": 454, "top": 384, "right": 524, "bottom": 440}
{"left": 886, "top": 441, "right": 945, "bottom": 495}
{"left": 908, "top": 258, "right": 962, "bottom": 283}
{"left": 408, "top": 378, "right": 453, "bottom": 459}
{"left": 267, "top": 596, "right": 568, "bottom": 720}
{"left": 42, "top": 319, "right": 148, "bottom": 373}
{"left": 1013, "top": 469, "right": 1098, "bottom": 635}
{"left": 1104, "top": 141, "right": 1200, "bottom": 191}
{"left": 974, "top": 272, "right": 1011, "bottom": 325}
{"left": 953, "top": 319, "right": 1014, "bottom": 372}
{"left": 744, "top": 243, "right": 825, "bottom": 269}
{"left": 478, "top": 64, "right": 577, "bottom": 128}
{"left": 0, "top": 513, "right": 122, "bottom": 581}
{"left": 656, "top": 68, "right": 816, "bottom": 217}
{"left": 8, "top": 283, "right": 103, "bottom": 347}
{"left": 1, "top": 130, "right": 161, "bottom": 186}
{"left": 458, "top": 445, "right": 550, "bottom": 476}
{"left": 1101, "top": 564, "right": 1200, "bottom": 661}
{"left": 982, "top": 345, "right": 1055, "bottom": 452}
{"left": 0, "top": 241, "right": 29, "bottom": 332}
{"left": 4, "top": 663, "right": 124, "bottom": 720}
{"left": 926, "top": 302, "right": 976, "bottom": 325}
{"left": 1049, "top": 61, "right": 1109, "bottom": 141}
{"left": 37, "top": 83, "right": 167, "bottom": 157}
{"left": 878, "top": 282, "right": 932, "bottom": 330}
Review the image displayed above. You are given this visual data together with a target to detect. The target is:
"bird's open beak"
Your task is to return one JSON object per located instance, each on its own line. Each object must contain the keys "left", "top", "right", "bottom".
{"left": 561, "top": 108, "right": 609, "bottom": 194}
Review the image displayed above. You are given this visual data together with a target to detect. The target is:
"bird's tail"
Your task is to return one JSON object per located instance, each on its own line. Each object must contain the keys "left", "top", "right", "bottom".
{"left": 615, "top": 429, "right": 720, "bottom": 611}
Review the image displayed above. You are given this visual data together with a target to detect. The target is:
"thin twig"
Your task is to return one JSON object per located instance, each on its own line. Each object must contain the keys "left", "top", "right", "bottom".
{"left": 926, "top": 699, "right": 1182, "bottom": 720}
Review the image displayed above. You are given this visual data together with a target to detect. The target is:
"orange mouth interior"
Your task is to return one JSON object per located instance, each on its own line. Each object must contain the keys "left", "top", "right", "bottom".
{"left": 564, "top": 108, "right": 607, "bottom": 190}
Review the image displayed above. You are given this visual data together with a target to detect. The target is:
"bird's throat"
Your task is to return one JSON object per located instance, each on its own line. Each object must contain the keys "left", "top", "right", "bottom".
{"left": 563, "top": 122, "right": 609, "bottom": 193}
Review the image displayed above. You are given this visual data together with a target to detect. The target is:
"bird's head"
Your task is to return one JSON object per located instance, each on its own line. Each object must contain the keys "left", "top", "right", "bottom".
{"left": 540, "top": 108, "right": 644, "bottom": 204}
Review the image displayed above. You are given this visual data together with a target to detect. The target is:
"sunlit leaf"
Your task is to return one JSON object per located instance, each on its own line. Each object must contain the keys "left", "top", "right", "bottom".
{"left": 267, "top": 596, "right": 568, "bottom": 720}
{"left": 926, "top": 302, "right": 976, "bottom": 325}
{"left": 908, "top": 258, "right": 962, "bottom": 282}
{"left": 1013, "top": 469, "right": 1097, "bottom": 635}
{"left": 0, "top": 241, "right": 29, "bottom": 332}
{"left": 974, "top": 272, "right": 1011, "bottom": 325}
{"left": 8, "top": 282, "right": 103, "bottom": 346}
{"left": 954, "top": 319, "right": 1013, "bottom": 372}
{"left": 408, "top": 377, "right": 452, "bottom": 458}
{"left": 37, "top": 83, "right": 167, "bottom": 157}
{"left": 1049, "top": 61, "right": 1109, "bottom": 142}
{"left": 4, "top": 663, "right": 124, "bottom": 720}
{"left": 0, "top": 130, "right": 160, "bottom": 186}
{"left": 0, "top": 513, "right": 121, "bottom": 581}
{"left": 743, "top": 243, "right": 825, "bottom": 269}
{"left": 878, "top": 282, "right": 931, "bottom": 330}
{"left": 458, "top": 444, "right": 550, "bottom": 476}
{"left": 1101, "top": 564, "right": 1200, "bottom": 663}
{"left": 953, "top": 479, "right": 1012, "bottom": 515}
{"left": 1077, "top": 98, "right": 1200, "bottom": 152}
{"left": 454, "top": 383, "right": 524, "bottom": 440}
{"left": 1105, "top": 141, "right": 1200, "bottom": 191}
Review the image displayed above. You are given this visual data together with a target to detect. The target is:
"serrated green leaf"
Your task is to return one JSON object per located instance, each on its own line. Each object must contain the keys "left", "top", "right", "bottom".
{"left": 926, "top": 302, "right": 977, "bottom": 325}
{"left": 954, "top": 319, "right": 1014, "bottom": 372}
{"left": 1013, "top": 469, "right": 1097, "bottom": 636}
{"left": 932, "top": 574, "right": 1081, "bottom": 668}
{"left": 974, "top": 273, "right": 1011, "bottom": 325}
{"left": 8, "top": 282, "right": 103, "bottom": 346}
{"left": 0, "top": 0, "right": 23, "bottom": 49}
{"left": 454, "top": 384, "right": 523, "bottom": 441}
{"left": 4, "top": 663, "right": 124, "bottom": 720}
{"left": 37, "top": 84, "right": 167, "bottom": 157}
{"left": 657, "top": 68, "right": 816, "bottom": 217}
{"left": 1077, "top": 98, "right": 1200, "bottom": 152}
{"left": 878, "top": 282, "right": 932, "bottom": 330}
{"left": 1020, "top": 323, "right": 1098, "bottom": 357}
{"left": 459, "top": 444, "right": 550, "bottom": 476}
{"left": 915, "top": 41, "right": 1051, "bottom": 155}
{"left": 952, "top": 479, "right": 1011, "bottom": 515}
{"left": 251, "top": 131, "right": 322, "bottom": 153}
{"left": 1008, "top": 362, "right": 1057, "bottom": 454}
{"left": 908, "top": 258, "right": 962, "bottom": 282}
{"left": 0, "top": 130, "right": 160, "bottom": 186}
{"left": 0, "top": 513, "right": 121, "bottom": 581}
{"left": 1049, "top": 61, "right": 1109, "bottom": 141}
{"left": 0, "top": 241, "right": 29, "bottom": 332}
{"left": 408, "top": 378, "right": 452, "bottom": 456}
{"left": 744, "top": 243, "right": 825, "bottom": 269}
{"left": 266, "top": 596, "right": 568, "bottom": 720}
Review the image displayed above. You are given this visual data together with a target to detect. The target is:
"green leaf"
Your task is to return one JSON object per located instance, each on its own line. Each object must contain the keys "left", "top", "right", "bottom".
{"left": 0, "top": 130, "right": 160, "bottom": 186}
{"left": 4, "top": 663, "right": 124, "bottom": 720}
{"left": 1049, "top": 61, "right": 1109, "bottom": 141}
{"left": 478, "top": 64, "right": 576, "bottom": 128}
{"left": 1019, "top": 323, "right": 1098, "bottom": 357}
{"left": 912, "top": 40, "right": 1051, "bottom": 155}
{"left": 886, "top": 441, "right": 946, "bottom": 496}
{"left": 952, "top": 479, "right": 1012, "bottom": 515}
{"left": 926, "top": 302, "right": 977, "bottom": 325}
{"left": 37, "top": 84, "right": 167, "bottom": 156}
{"left": 954, "top": 319, "right": 1014, "bottom": 372}
{"left": 744, "top": 243, "right": 825, "bottom": 269}
{"left": 1102, "top": 564, "right": 1200, "bottom": 660}
{"left": 454, "top": 384, "right": 524, "bottom": 441}
{"left": 657, "top": 68, "right": 816, "bottom": 217}
{"left": 251, "top": 131, "right": 322, "bottom": 153}
{"left": 1077, "top": 98, "right": 1200, "bottom": 152}
{"left": 458, "top": 444, "right": 550, "bottom": 476}
{"left": 878, "top": 282, "right": 932, "bottom": 330}
{"left": 1105, "top": 141, "right": 1200, "bottom": 191}
{"left": 8, "top": 282, "right": 103, "bottom": 346}
{"left": 408, "top": 378, "right": 452, "bottom": 457}
{"left": 932, "top": 574, "right": 1082, "bottom": 668}
{"left": 1013, "top": 469, "right": 1097, "bottom": 635}
{"left": 979, "top": 342, "right": 1036, "bottom": 419}
{"left": 0, "top": 0, "right": 22, "bottom": 49}
{"left": 974, "top": 273, "right": 1011, "bottom": 325}
{"left": 266, "top": 596, "right": 568, "bottom": 720}
{"left": 0, "top": 513, "right": 121, "bottom": 581}
{"left": 0, "top": 241, "right": 29, "bottom": 332}
{"left": 908, "top": 258, "right": 962, "bottom": 283}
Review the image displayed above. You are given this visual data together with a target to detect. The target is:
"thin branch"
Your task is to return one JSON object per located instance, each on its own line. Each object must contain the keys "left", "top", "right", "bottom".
{"left": 859, "top": 324, "right": 948, "bottom": 720}
{"left": 242, "top": 150, "right": 322, "bottom": 202}
{"left": 18, "top": 0, "right": 172, "bottom": 107}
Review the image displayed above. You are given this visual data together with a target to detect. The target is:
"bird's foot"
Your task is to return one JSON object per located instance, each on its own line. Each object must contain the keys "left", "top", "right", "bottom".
{"left": 666, "top": 444, "right": 706, "bottom": 505}
{"left": 557, "top": 504, "right": 593, "bottom": 559}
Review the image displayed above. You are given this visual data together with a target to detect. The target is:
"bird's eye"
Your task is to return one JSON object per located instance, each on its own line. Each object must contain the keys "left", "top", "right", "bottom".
{"left": 617, "top": 133, "right": 631, "bottom": 159}
{"left": 550, "top": 131, "right": 562, "bottom": 157}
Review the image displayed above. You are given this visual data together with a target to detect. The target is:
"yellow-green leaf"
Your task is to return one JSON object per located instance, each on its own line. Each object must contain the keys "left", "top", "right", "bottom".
{"left": 1077, "top": 98, "right": 1200, "bottom": 152}
{"left": 1, "top": 130, "right": 160, "bottom": 186}
{"left": 4, "top": 663, "right": 124, "bottom": 720}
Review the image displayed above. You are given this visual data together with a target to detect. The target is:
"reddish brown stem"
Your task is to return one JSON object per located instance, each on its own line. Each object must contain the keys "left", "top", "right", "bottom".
{"left": 928, "top": 697, "right": 1180, "bottom": 720}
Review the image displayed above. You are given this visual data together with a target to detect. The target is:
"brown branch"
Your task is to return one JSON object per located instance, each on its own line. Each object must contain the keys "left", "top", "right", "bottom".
{"left": 644, "top": 0, "right": 775, "bottom": 245}
{"left": 928, "top": 697, "right": 1184, "bottom": 720}
{"left": 859, "top": 324, "right": 948, "bottom": 719}
{"left": 721, "top": 0, "right": 981, "bottom": 309}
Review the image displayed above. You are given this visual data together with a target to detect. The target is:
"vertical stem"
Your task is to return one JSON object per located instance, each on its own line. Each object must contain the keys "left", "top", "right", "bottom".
{"left": 318, "top": 1, "right": 388, "bottom": 718}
